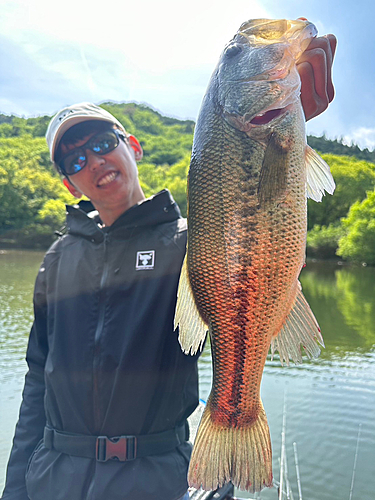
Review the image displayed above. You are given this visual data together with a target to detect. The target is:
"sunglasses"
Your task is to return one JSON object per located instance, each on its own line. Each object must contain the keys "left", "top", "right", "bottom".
{"left": 57, "top": 129, "right": 127, "bottom": 176}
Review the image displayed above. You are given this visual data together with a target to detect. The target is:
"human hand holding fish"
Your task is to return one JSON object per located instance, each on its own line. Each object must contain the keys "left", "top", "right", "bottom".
{"left": 174, "top": 18, "right": 336, "bottom": 494}
{"left": 298, "top": 33, "right": 337, "bottom": 120}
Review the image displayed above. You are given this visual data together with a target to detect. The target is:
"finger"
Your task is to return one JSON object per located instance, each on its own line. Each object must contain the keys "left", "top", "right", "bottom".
{"left": 310, "top": 35, "right": 336, "bottom": 101}
{"left": 298, "top": 47, "right": 329, "bottom": 105}
{"left": 325, "top": 33, "right": 337, "bottom": 60}
{"left": 298, "top": 60, "right": 326, "bottom": 120}
{"left": 298, "top": 35, "right": 337, "bottom": 102}
{"left": 325, "top": 34, "right": 337, "bottom": 101}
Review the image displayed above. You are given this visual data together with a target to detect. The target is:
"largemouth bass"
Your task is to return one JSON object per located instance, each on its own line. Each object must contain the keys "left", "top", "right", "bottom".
{"left": 174, "top": 18, "right": 335, "bottom": 492}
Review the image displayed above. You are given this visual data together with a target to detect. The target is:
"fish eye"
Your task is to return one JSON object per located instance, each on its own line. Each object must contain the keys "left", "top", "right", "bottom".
{"left": 224, "top": 44, "right": 243, "bottom": 58}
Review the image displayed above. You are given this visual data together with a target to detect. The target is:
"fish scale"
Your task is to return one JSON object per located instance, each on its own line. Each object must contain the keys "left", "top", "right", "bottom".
{"left": 174, "top": 18, "right": 335, "bottom": 493}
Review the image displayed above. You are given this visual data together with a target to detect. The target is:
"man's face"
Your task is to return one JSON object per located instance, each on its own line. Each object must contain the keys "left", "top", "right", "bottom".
{"left": 60, "top": 129, "right": 144, "bottom": 225}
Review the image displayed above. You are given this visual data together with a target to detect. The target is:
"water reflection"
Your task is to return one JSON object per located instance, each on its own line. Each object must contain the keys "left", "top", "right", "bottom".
{"left": 300, "top": 261, "right": 375, "bottom": 356}
{"left": 1, "top": 252, "right": 374, "bottom": 368}
{"left": 0, "top": 250, "right": 43, "bottom": 380}
{"left": 196, "top": 260, "right": 375, "bottom": 499}
{"left": 336, "top": 267, "right": 375, "bottom": 347}
{"left": 1, "top": 252, "right": 375, "bottom": 499}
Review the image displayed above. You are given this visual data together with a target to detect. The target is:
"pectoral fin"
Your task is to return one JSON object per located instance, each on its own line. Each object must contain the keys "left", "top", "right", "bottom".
{"left": 258, "top": 133, "right": 289, "bottom": 205}
{"left": 174, "top": 254, "right": 208, "bottom": 355}
{"left": 305, "top": 145, "right": 336, "bottom": 202}
{"left": 270, "top": 281, "right": 324, "bottom": 365}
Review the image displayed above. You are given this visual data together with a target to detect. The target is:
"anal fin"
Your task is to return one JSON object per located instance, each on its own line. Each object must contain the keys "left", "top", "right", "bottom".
{"left": 271, "top": 281, "right": 324, "bottom": 365}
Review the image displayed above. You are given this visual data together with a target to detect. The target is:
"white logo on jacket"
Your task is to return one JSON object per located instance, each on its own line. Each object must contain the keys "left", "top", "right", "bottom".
{"left": 136, "top": 251, "right": 155, "bottom": 270}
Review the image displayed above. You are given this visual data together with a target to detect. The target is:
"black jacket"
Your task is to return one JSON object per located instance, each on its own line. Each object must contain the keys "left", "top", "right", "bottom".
{"left": 2, "top": 190, "right": 199, "bottom": 500}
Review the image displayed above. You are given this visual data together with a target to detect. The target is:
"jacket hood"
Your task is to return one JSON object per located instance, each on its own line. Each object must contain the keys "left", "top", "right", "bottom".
{"left": 65, "top": 189, "right": 182, "bottom": 242}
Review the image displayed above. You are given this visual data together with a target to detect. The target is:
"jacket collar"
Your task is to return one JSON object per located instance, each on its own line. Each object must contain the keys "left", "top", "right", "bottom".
{"left": 66, "top": 190, "right": 182, "bottom": 241}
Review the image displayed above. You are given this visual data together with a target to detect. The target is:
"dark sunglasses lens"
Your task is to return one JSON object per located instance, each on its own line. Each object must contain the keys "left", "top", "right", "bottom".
{"left": 62, "top": 152, "right": 86, "bottom": 175}
{"left": 59, "top": 130, "right": 121, "bottom": 175}
{"left": 90, "top": 131, "right": 119, "bottom": 155}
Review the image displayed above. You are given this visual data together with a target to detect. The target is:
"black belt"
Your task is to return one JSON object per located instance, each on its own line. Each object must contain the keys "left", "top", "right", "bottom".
{"left": 44, "top": 422, "right": 189, "bottom": 462}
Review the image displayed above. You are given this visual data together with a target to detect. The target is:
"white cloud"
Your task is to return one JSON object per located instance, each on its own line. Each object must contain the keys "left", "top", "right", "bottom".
{"left": 0, "top": 0, "right": 270, "bottom": 118}
{"left": 0, "top": 0, "right": 269, "bottom": 70}
{"left": 1, "top": 0, "right": 374, "bottom": 150}
{"left": 343, "top": 128, "right": 375, "bottom": 152}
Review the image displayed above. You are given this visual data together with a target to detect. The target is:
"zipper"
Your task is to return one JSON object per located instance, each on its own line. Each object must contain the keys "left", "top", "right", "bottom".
{"left": 93, "top": 232, "right": 110, "bottom": 432}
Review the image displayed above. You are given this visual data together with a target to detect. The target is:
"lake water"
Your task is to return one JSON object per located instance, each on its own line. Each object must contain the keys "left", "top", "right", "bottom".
{"left": 1, "top": 250, "right": 374, "bottom": 499}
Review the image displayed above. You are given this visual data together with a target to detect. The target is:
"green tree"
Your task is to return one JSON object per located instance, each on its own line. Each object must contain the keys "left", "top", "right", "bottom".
{"left": 164, "top": 155, "right": 190, "bottom": 216}
{"left": 307, "top": 154, "right": 375, "bottom": 229}
{"left": 308, "top": 134, "right": 375, "bottom": 163}
{"left": 138, "top": 154, "right": 189, "bottom": 216}
{"left": 0, "top": 137, "right": 75, "bottom": 247}
{"left": 0, "top": 123, "right": 14, "bottom": 138}
{"left": 306, "top": 223, "right": 344, "bottom": 259}
{"left": 337, "top": 189, "right": 375, "bottom": 265}
{"left": 38, "top": 198, "right": 69, "bottom": 228}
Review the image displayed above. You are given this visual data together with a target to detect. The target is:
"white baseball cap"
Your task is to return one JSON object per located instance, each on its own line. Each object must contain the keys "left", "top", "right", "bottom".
{"left": 46, "top": 102, "right": 126, "bottom": 162}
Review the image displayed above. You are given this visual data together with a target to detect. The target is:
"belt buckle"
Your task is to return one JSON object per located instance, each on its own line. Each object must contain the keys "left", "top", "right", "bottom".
{"left": 96, "top": 435, "right": 137, "bottom": 462}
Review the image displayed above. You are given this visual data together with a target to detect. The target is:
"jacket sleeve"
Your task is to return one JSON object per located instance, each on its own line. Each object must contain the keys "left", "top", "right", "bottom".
{"left": 1, "top": 262, "right": 49, "bottom": 500}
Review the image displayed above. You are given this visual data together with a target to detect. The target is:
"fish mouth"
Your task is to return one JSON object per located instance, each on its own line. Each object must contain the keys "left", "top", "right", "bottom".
{"left": 250, "top": 108, "right": 285, "bottom": 125}
{"left": 225, "top": 104, "right": 291, "bottom": 134}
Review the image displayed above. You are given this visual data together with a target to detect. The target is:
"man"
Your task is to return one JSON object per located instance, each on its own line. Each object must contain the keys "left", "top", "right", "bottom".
{"left": 1, "top": 33, "right": 336, "bottom": 500}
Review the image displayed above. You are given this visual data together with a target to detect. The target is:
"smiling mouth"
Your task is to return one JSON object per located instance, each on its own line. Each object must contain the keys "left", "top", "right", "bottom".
{"left": 97, "top": 171, "right": 118, "bottom": 187}
{"left": 250, "top": 108, "right": 285, "bottom": 125}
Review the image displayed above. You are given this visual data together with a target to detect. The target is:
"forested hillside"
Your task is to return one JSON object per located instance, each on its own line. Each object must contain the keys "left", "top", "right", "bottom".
{"left": 307, "top": 135, "right": 375, "bottom": 163}
{"left": 1, "top": 102, "right": 375, "bottom": 264}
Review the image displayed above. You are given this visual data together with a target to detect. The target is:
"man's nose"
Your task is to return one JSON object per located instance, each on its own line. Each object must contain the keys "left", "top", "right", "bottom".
{"left": 86, "top": 149, "right": 106, "bottom": 170}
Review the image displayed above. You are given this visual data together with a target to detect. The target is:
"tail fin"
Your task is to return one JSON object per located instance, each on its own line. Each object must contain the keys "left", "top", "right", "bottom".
{"left": 188, "top": 400, "right": 273, "bottom": 493}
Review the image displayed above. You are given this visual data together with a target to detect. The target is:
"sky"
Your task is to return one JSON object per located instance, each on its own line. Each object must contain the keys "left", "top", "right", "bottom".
{"left": 0, "top": 0, "right": 374, "bottom": 149}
